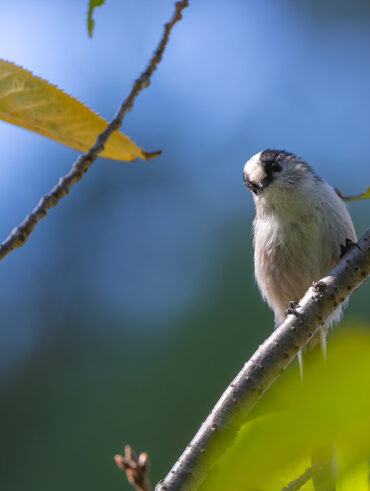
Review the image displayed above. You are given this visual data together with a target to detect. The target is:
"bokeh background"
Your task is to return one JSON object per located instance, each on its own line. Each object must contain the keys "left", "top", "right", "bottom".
{"left": 0, "top": 1, "right": 369, "bottom": 490}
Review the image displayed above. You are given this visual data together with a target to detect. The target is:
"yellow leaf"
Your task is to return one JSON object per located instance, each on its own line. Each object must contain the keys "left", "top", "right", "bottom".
{"left": 0, "top": 60, "right": 159, "bottom": 161}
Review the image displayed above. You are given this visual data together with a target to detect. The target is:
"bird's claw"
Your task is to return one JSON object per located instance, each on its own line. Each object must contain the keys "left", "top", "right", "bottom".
{"left": 285, "top": 302, "right": 304, "bottom": 322}
{"left": 312, "top": 280, "right": 327, "bottom": 292}
{"left": 340, "top": 238, "right": 360, "bottom": 258}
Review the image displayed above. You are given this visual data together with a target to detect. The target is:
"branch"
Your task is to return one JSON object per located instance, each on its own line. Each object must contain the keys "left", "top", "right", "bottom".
{"left": 281, "top": 461, "right": 323, "bottom": 491}
{"left": 155, "top": 229, "right": 370, "bottom": 491}
{"left": 115, "top": 445, "right": 151, "bottom": 491}
{"left": 0, "top": 0, "right": 189, "bottom": 262}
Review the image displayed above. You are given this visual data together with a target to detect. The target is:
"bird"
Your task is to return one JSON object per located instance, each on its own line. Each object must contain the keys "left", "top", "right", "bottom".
{"left": 243, "top": 149, "right": 356, "bottom": 368}
{"left": 243, "top": 149, "right": 356, "bottom": 490}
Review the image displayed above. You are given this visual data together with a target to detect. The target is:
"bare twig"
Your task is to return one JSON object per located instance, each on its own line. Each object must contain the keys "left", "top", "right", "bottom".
{"left": 281, "top": 461, "right": 323, "bottom": 491}
{"left": 0, "top": 0, "right": 189, "bottom": 261}
{"left": 115, "top": 445, "right": 151, "bottom": 491}
{"left": 156, "top": 229, "right": 370, "bottom": 491}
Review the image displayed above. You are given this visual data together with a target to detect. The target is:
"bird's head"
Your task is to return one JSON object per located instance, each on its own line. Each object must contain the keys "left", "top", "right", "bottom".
{"left": 243, "top": 149, "right": 316, "bottom": 199}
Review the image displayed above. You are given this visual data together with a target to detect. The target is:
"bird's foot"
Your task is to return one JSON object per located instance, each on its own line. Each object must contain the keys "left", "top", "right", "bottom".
{"left": 312, "top": 280, "right": 327, "bottom": 292}
{"left": 285, "top": 301, "right": 304, "bottom": 322}
{"left": 340, "top": 238, "right": 360, "bottom": 258}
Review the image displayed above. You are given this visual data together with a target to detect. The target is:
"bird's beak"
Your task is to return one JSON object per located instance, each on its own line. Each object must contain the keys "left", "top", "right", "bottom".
{"left": 244, "top": 174, "right": 260, "bottom": 194}
{"left": 244, "top": 173, "right": 272, "bottom": 194}
{"left": 259, "top": 176, "right": 273, "bottom": 190}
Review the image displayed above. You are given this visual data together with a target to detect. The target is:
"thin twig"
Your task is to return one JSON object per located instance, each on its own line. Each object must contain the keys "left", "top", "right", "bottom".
{"left": 0, "top": 0, "right": 189, "bottom": 261}
{"left": 281, "top": 461, "right": 323, "bottom": 491}
{"left": 155, "top": 229, "right": 370, "bottom": 491}
{"left": 115, "top": 445, "right": 151, "bottom": 491}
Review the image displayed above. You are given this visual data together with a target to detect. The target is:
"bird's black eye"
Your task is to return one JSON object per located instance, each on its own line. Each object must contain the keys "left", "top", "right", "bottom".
{"left": 271, "top": 162, "right": 282, "bottom": 172}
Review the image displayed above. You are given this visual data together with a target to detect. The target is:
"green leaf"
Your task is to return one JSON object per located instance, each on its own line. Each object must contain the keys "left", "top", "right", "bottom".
{"left": 336, "top": 186, "right": 370, "bottom": 201}
{"left": 87, "top": 0, "right": 106, "bottom": 38}
{"left": 0, "top": 60, "right": 159, "bottom": 161}
{"left": 200, "top": 325, "right": 370, "bottom": 491}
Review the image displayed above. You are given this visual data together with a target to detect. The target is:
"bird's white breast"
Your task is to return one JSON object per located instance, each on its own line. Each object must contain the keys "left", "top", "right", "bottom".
{"left": 252, "top": 182, "right": 355, "bottom": 324}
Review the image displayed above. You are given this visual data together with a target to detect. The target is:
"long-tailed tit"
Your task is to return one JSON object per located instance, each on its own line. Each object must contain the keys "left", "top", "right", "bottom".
{"left": 243, "top": 149, "right": 356, "bottom": 367}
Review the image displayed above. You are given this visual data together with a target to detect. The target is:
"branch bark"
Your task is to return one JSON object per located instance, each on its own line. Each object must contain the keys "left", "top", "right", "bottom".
{"left": 156, "top": 228, "right": 370, "bottom": 491}
{"left": 0, "top": 0, "right": 189, "bottom": 262}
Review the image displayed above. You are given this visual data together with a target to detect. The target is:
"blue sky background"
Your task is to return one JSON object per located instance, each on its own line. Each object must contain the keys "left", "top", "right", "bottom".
{"left": 0, "top": 2, "right": 369, "bottom": 490}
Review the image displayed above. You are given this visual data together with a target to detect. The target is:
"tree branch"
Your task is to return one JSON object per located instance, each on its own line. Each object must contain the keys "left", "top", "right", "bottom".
{"left": 155, "top": 229, "right": 370, "bottom": 491}
{"left": 0, "top": 0, "right": 189, "bottom": 261}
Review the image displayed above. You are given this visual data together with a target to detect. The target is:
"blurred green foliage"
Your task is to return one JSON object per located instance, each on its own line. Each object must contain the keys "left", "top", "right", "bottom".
{"left": 201, "top": 326, "right": 370, "bottom": 491}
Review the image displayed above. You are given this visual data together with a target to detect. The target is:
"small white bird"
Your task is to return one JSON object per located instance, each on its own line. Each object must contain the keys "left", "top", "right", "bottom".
{"left": 243, "top": 149, "right": 356, "bottom": 367}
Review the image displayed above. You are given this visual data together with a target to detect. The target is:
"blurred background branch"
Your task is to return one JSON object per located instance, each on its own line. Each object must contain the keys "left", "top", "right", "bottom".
{"left": 0, "top": 0, "right": 188, "bottom": 262}
{"left": 281, "top": 461, "right": 323, "bottom": 491}
{"left": 115, "top": 445, "right": 150, "bottom": 491}
{"left": 156, "top": 228, "right": 370, "bottom": 490}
